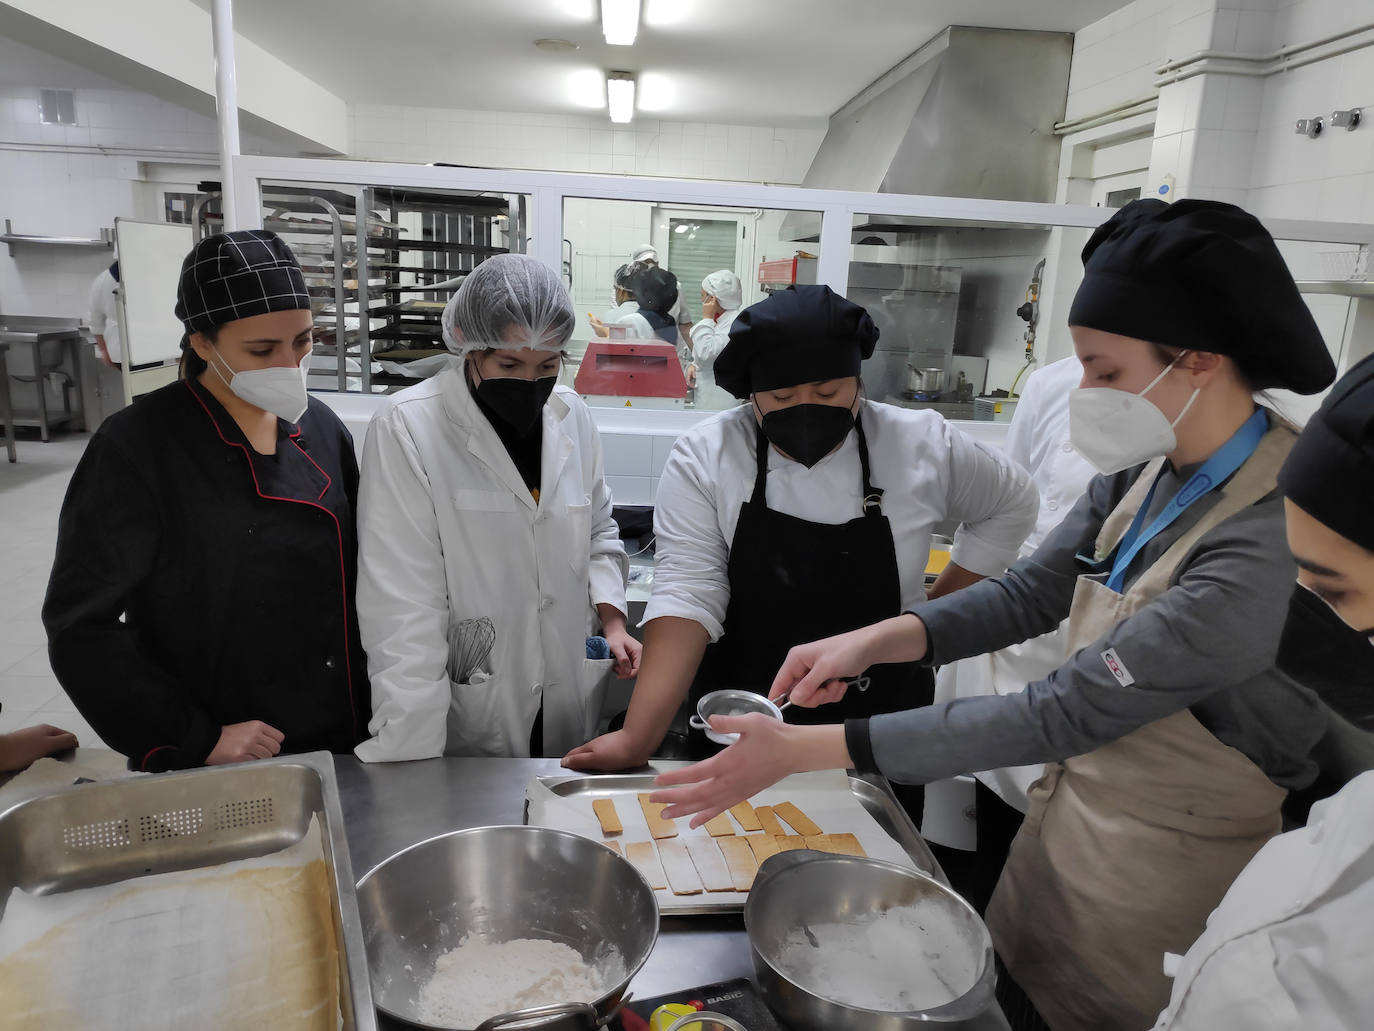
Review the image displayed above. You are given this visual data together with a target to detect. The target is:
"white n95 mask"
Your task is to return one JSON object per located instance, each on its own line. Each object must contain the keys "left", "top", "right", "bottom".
{"left": 210, "top": 349, "right": 311, "bottom": 424}
{"left": 1069, "top": 354, "right": 1200, "bottom": 475}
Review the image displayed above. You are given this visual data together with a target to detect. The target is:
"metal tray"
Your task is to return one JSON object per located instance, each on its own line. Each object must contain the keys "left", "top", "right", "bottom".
{"left": 0, "top": 752, "right": 377, "bottom": 1030}
{"left": 526, "top": 768, "right": 943, "bottom": 916}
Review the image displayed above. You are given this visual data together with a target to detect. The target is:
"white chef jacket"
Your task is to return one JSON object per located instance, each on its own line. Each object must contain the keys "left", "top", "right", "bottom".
{"left": 933, "top": 356, "right": 1096, "bottom": 810}
{"left": 645, "top": 399, "right": 1039, "bottom": 640}
{"left": 1002, "top": 356, "right": 1094, "bottom": 551}
{"left": 688, "top": 308, "right": 740, "bottom": 411}
{"left": 86, "top": 267, "right": 121, "bottom": 364}
{"left": 354, "top": 366, "right": 629, "bottom": 761}
{"left": 1152, "top": 770, "right": 1374, "bottom": 1030}
{"left": 601, "top": 300, "right": 656, "bottom": 341}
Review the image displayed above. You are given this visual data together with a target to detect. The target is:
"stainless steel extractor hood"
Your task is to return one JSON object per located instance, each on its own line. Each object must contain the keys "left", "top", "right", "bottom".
{"left": 782, "top": 26, "right": 1073, "bottom": 241}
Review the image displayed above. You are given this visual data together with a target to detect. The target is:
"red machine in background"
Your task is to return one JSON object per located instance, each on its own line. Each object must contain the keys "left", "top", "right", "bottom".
{"left": 574, "top": 339, "right": 689, "bottom": 409}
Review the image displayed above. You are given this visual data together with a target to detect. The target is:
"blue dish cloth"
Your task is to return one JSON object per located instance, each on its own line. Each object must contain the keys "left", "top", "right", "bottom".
{"left": 586, "top": 636, "right": 611, "bottom": 659}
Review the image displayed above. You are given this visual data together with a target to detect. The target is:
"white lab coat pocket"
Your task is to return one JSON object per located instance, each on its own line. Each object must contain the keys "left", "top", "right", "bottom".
{"left": 445, "top": 671, "right": 508, "bottom": 757}
{"left": 579, "top": 657, "right": 616, "bottom": 740}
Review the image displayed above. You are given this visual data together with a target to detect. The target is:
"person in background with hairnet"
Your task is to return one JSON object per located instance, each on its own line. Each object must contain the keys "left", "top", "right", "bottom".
{"left": 688, "top": 270, "right": 745, "bottom": 410}
{"left": 354, "top": 254, "right": 641, "bottom": 761}
{"left": 587, "top": 263, "right": 644, "bottom": 339}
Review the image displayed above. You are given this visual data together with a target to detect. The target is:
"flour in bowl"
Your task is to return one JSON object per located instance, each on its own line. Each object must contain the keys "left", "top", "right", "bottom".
{"left": 416, "top": 935, "right": 617, "bottom": 1028}
{"left": 775, "top": 903, "right": 976, "bottom": 1012}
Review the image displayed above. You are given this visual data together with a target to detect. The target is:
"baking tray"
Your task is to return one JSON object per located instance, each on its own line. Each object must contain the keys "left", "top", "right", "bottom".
{"left": 0, "top": 752, "right": 377, "bottom": 1030}
{"left": 526, "top": 766, "right": 943, "bottom": 916}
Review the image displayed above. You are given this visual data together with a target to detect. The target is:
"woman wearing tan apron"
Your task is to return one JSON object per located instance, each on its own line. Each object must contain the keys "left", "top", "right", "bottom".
{"left": 652, "top": 199, "right": 1340, "bottom": 1030}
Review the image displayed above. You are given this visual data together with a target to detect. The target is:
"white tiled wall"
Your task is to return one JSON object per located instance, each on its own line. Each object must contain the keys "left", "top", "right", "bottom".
{"left": 1065, "top": 0, "right": 1172, "bottom": 121}
{"left": 1066, "top": 0, "right": 1374, "bottom": 223}
{"left": 598, "top": 429, "right": 682, "bottom": 505}
{"left": 0, "top": 33, "right": 284, "bottom": 319}
{"left": 349, "top": 104, "right": 826, "bottom": 185}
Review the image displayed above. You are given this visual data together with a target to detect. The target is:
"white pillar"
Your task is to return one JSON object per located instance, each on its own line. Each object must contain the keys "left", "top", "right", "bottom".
{"left": 211, "top": 0, "right": 242, "bottom": 230}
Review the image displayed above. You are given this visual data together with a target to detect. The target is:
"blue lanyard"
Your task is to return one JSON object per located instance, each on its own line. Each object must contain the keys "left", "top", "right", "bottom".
{"left": 1106, "top": 408, "right": 1269, "bottom": 592}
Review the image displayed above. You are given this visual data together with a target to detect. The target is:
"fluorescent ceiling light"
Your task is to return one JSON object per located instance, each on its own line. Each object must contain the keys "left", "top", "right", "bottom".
{"left": 601, "top": 0, "right": 641, "bottom": 45}
{"left": 607, "top": 72, "right": 636, "bottom": 123}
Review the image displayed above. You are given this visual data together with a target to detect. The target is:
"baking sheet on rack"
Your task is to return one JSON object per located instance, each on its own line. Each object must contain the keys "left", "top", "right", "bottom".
{"left": 0, "top": 815, "right": 341, "bottom": 1031}
{"left": 527, "top": 766, "right": 917, "bottom": 914}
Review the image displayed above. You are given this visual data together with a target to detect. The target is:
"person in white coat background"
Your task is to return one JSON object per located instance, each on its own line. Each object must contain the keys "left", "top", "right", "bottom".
{"left": 930, "top": 354, "right": 1096, "bottom": 912}
{"left": 86, "top": 260, "right": 121, "bottom": 369}
{"left": 588, "top": 263, "right": 652, "bottom": 340}
{"left": 1153, "top": 353, "right": 1374, "bottom": 1030}
{"left": 355, "top": 254, "right": 641, "bottom": 761}
{"left": 688, "top": 270, "right": 743, "bottom": 411}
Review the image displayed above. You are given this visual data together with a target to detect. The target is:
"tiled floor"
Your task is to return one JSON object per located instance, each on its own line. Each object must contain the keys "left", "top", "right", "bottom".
{"left": 0, "top": 433, "right": 108, "bottom": 749}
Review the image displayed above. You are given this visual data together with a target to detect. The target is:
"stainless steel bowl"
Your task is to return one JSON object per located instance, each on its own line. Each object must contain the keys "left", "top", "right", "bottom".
{"left": 745, "top": 851, "right": 996, "bottom": 1028}
{"left": 356, "top": 825, "right": 659, "bottom": 1030}
{"left": 690, "top": 689, "right": 783, "bottom": 745}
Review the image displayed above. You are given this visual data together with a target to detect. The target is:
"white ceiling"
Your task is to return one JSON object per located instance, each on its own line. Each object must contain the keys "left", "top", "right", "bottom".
{"left": 192, "top": 0, "right": 1133, "bottom": 126}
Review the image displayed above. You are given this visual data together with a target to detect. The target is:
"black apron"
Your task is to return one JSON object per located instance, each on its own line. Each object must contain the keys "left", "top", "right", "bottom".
{"left": 692, "top": 415, "right": 934, "bottom": 737}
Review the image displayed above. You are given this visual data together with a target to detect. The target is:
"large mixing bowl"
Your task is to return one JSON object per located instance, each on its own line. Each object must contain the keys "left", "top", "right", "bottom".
{"left": 745, "top": 851, "right": 996, "bottom": 1028}
{"left": 357, "top": 825, "right": 659, "bottom": 1030}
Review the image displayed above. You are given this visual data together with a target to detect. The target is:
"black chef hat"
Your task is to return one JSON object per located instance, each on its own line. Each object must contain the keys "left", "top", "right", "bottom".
{"left": 715, "top": 284, "right": 879, "bottom": 400}
{"left": 635, "top": 265, "right": 679, "bottom": 316}
{"left": 1278, "top": 353, "right": 1374, "bottom": 551}
{"left": 174, "top": 230, "right": 311, "bottom": 346}
{"left": 1068, "top": 199, "right": 1335, "bottom": 394}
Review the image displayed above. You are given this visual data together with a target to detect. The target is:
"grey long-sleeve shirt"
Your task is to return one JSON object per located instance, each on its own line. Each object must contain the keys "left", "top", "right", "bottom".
{"left": 848, "top": 421, "right": 1328, "bottom": 791}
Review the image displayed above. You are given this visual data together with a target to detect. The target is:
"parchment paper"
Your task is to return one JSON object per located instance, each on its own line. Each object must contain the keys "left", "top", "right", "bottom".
{"left": 527, "top": 767, "right": 918, "bottom": 914}
{"left": 0, "top": 815, "right": 341, "bottom": 1030}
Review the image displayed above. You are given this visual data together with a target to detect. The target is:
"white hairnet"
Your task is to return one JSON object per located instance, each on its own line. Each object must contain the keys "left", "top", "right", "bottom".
{"left": 441, "top": 253, "right": 576, "bottom": 355}
{"left": 701, "top": 269, "right": 743, "bottom": 311}
{"left": 631, "top": 243, "right": 658, "bottom": 263}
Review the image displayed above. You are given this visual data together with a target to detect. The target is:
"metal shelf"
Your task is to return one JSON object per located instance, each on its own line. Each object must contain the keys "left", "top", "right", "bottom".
{"left": 369, "top": 324, "right": 443, "bottom": 342}
{"left": 1296, "top": 280, "right": 1374, "bottom": 297}
{"left": 3, "top": 219, "right": 113, "bottom": 256}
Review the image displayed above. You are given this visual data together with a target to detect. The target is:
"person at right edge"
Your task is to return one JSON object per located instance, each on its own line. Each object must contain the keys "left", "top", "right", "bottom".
{"left": 1149, "top": 353, "right": 1374, "bottom": 1028}
{"left": 649, "top": 200, "right": 1340, "bottom": 1031}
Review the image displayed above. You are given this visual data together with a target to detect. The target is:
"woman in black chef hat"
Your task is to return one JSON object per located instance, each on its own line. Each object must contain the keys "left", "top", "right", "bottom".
{"left": 44, "top": 230, "right": 370, "bottom": 771}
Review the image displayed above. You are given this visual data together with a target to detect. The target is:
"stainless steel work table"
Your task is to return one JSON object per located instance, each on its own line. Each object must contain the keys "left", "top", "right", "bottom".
{"left": 334, "top": 756, "right": 1011, "bottom": 1030}
{"left": 0, "top": 317, "right": 90, "bottom": 452}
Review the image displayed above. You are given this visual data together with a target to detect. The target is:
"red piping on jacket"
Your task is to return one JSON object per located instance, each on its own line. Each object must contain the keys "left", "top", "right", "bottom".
{"left": 183, "top": 381, "right": 359, "bottom": 740}
{"left": 140, "top": 744, "right": 174, "bottom": 771}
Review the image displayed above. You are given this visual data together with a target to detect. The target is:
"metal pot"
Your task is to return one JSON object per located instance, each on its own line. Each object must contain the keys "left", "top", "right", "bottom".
{"left": 745, "top": 851, "right": 996, "bottom": 1028}
{"left": 905, "top": 366, "right": 945, "bottom": 394}
{"left": 357, "top": 825, "right": 659, "bottom": 1031}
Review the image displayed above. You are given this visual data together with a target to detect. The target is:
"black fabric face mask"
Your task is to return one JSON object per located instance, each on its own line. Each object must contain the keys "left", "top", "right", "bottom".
{"left": 758, "top": 402, "right": 855, "bottom": 468}
{"left": 1277, "top": 582, "right": 1374, "bottom": 731}
{"left": 475, "top": 374, "right": 557, "bottom": 436}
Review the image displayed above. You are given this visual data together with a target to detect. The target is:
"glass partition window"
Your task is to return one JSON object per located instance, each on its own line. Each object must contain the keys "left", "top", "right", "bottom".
{"left": 253, "top": 181, "right": 528, "bottom": 394}
{"left": 562, "top": 197, "right": 825, "bottom": 413}
{"left": 849, "top": 213, "right": 1088, "bottom": 424}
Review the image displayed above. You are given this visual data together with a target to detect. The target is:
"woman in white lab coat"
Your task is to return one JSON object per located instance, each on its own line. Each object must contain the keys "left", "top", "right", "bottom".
{"left": 355, "top": 255, "right": 641, "bottom": 761}
{"left": 687, "top": 269, "right": 743, "bottom": 411}
{"left": 1153, "top": 353, "right": 1374, "bottom": 1029}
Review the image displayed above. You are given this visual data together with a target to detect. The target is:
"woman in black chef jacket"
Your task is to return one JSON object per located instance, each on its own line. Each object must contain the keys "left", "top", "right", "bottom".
{"left": 43, "top": 230, "right": 369, "bottom": 771}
